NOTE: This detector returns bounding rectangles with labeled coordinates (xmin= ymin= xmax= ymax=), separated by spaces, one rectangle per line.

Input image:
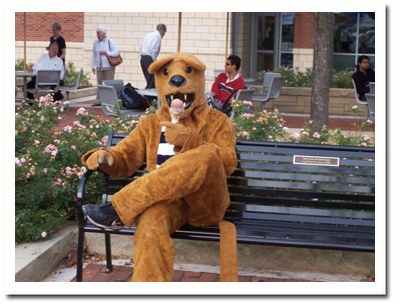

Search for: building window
xmin=333 ymin=12 xmax=375 ymax=70
xmin=252 ymin=12 xmax=294 ymax=74
xmin=256 ymin=15 xmax=275 ymax=73
xmin=279 ymin=13 xmax=294 ymax=68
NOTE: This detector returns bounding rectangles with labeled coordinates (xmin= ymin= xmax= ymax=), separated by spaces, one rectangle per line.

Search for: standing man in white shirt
xmin=139 ymin=24 xmax=167 ymax=89
xmin=91 ymin=25 xmax=119 ymax=106
xmin=27 ymin=41 xmax=65 ymax=101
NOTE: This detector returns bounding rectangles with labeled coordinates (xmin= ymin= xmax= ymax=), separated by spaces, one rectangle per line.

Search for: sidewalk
xmin=45 ymin=255 xmax=372 ymax=282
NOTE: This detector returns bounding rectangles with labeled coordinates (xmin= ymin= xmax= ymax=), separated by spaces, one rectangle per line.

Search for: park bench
xmin=75 ymin=131 xmax=375 ymax=282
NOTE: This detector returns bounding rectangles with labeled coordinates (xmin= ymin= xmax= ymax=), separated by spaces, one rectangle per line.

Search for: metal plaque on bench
xmin=293 ymin=155 xmax=340 ymax=167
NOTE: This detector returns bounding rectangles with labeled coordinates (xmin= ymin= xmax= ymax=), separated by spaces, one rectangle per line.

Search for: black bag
xmin=120 ymin=83 xmax=149 ymax=109
xmin=207 ymin=89 xmax=238 ymax=117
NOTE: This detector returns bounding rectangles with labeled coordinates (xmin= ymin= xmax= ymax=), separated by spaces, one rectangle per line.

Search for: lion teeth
xmin=170 ymin=95 xmax=174 ymax=101
xmin=184 ymin=94 xmax=187 ymax=101
xmin=183 ymin=103 xmax=187 ymax=108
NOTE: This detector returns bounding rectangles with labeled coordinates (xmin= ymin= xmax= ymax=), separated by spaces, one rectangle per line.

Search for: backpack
xmin=120 ymin=83 xmax=149 ymax=109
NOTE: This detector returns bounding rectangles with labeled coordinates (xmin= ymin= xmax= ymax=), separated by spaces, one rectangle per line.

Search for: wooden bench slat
xmin=233 ymin=226 xmax=374 ymax=245
xmin=234 ymin=232 xmax=374 ymax=251
xmin=238 ymin=170 xmax=375 ymax=185
xmin=229 ymin=197 xmax=374 ymax=212
xmin=229 ymin=178 xmax=374 ymax=194
xmin=232 ymin=219 xmax=375 ymax=237
xmin=236 ymin=162 xmax=375 ymax=176
xmin=236 ymin=142 xmax=374 ymax=154
xmin=228 ymin=211 xmax=374 ymax=227
xmin=229 ymin=186 xmax=374 ymax=202
xmin=238 ymin=154 xmax=375 ymax=168
xmin=235 ymin=140 xmax=374 ymax=153
xmin=227 ymin=204 xmax=375 ymax=219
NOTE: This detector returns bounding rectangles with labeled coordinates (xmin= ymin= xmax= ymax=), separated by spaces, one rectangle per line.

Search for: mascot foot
xmin=82 ymin=203 xmax=123 ymax=230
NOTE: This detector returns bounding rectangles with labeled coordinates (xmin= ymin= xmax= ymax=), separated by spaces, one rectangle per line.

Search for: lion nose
xmin=169 ymin=75 xmax=187 ymax=88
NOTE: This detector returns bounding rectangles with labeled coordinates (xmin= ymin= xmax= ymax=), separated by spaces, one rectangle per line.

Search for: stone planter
xmin=66 ymin=87 xmax=97 ymax=100
xmin=251 ymin=86 xmax=367 ymax=117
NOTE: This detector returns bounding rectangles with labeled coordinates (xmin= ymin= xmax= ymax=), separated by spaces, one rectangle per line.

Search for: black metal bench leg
xmin=105 ymin=233 xmax=113 ymax=273
xmin=76 ymin=227 xmax=85 ymax=282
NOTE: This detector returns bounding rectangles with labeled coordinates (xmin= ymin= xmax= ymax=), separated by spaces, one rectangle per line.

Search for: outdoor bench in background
xmin=75 ymin=131 xmax=375 ymax=282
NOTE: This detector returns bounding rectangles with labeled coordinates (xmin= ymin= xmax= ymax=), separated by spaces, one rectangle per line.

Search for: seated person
xmin=207 ymin=55 xmax=245 ymax=115
xmin=27 ymin=41 xmax=65 ymax=101
xmin=352 ymin=55 xmax=375 ymax=101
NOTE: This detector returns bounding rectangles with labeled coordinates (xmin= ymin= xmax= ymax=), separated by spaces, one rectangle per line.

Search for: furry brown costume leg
xmin=219 ymin=221 xmax=238 ymax=281
xmin=132 ymin=201 xmax=186 ymax=282
xmin=111 ymin=144 xmax=229 ymax=228
xmin=111 ymin=145 xmax=233 ymax=282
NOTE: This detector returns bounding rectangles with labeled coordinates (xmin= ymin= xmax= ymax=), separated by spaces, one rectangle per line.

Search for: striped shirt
xmin=156 ymin=126 xmax=175 ymax=168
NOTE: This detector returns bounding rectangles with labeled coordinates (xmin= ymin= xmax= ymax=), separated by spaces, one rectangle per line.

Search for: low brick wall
xmin=251 ymin=86 xmax=368 ymax=117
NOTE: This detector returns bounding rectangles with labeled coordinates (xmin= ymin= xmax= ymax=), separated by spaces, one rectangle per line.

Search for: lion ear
xmin=148 ymin=54 xmax=175 ymax=74
xmin=179 ymin=53 xmax=206 ymax=72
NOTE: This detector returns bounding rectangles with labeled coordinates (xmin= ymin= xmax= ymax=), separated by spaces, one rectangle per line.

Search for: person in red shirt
xmin=207 ymin=55 xmax=245 ymax=115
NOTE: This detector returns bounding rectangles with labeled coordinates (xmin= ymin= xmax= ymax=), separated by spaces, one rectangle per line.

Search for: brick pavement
xmin=71 ymin=263 xmax=317 ymax=282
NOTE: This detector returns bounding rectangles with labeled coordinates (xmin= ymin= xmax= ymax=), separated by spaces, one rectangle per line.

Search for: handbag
xmin=107 ymin=54 xmax=123 ymax=67
xmin=107 ymin=39 xmax=123 ymax=67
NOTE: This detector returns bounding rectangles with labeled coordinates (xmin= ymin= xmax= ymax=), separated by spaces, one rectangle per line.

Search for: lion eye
xmin=163 ymin=67 xmax=169 ymax=76
xmin=185 ymin=66 xmax=192 ymax=74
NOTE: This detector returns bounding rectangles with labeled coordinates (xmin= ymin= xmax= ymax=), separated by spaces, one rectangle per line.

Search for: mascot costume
xmin=82 ymin=53 xmax=238 ymax=282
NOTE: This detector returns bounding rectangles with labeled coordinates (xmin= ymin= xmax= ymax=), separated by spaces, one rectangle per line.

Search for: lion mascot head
xmin=148 ymin=52 xmax=209 ymax=126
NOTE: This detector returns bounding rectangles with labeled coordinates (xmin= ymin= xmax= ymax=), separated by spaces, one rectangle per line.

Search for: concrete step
xmin=15 ymin=224 xmax=77 ymax=282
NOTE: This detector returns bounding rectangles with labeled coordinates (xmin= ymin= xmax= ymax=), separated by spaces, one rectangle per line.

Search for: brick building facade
xmin=15 ymin=12 xmax=84 ymax=42
xmin=15 ymin=12 xmax=374 ymax=88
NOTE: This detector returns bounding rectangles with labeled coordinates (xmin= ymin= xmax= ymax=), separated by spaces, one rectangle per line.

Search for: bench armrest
xmin=76 ymin=169 xmax=107 ymax=225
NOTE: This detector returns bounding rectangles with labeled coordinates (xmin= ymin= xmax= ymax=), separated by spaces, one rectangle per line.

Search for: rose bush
xmin=287 ymin=119 xmax=374 ymax=146
xmin=232 ymin=100 xmax=374 ymax=146
xmin=258 ymin=67 xmax=354 ymax=88
xmin=15 ymin=94 xmax=141 ymax=243
xmin=232 ymin=100 xmax=288 ymax=141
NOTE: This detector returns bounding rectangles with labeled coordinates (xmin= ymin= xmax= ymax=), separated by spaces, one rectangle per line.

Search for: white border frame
xmin=2 ymin=0 xmax=389 ymax=299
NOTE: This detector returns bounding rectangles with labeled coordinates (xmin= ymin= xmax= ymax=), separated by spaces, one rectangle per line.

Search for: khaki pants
xmin=95 ymin=68 xmax=115 ymax=104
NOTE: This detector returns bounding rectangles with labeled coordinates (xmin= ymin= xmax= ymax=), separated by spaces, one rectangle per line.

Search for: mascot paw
xmin=86 ymin=150 xmax=114 ymax=170
xmin=161 ymin=121 xmax=190 ymax=147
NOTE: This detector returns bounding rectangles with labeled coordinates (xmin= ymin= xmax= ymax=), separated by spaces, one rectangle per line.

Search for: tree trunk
xmin=310 ymin=13 xmax=335 ymax=133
